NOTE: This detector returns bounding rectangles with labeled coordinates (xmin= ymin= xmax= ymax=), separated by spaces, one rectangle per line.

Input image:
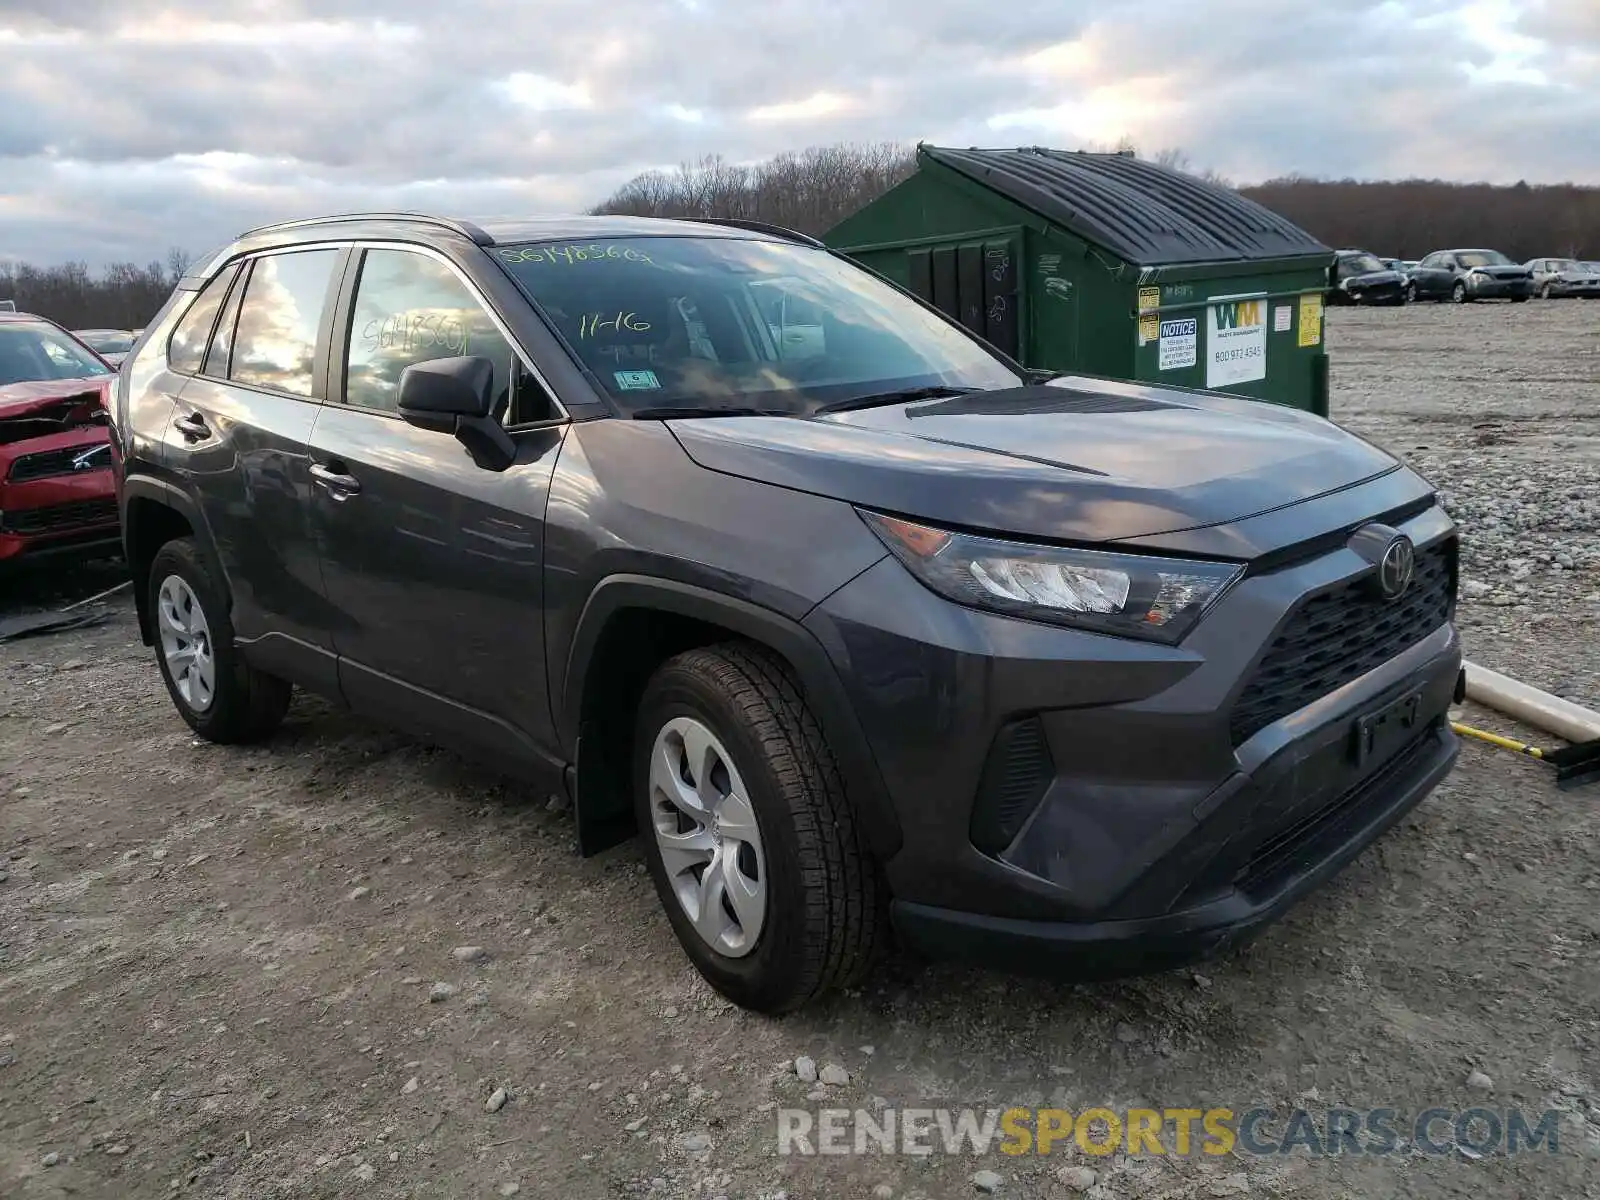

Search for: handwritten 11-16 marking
xmin=578 ymin=311 xmax=651 ymax=339
xmin=500 ymin=245 xmax=655 ymax=266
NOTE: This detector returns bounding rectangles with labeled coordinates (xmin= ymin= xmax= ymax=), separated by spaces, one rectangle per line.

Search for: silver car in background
xmin=1526 ymin=258 xmax=1600 ymax=299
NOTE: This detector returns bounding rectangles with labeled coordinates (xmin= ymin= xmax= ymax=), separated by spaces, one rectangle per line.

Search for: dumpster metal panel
xmin=825 ymin=145 xmax=1332 ymax=413
xmin=920 ymin=146 xmax=1329 ymax=267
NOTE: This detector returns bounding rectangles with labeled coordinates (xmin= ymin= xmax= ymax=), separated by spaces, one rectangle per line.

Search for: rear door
xmin=168 ymin=246 xmax=346 ymax=693
xmin=307 ymin=243 xmax=568 ymax=769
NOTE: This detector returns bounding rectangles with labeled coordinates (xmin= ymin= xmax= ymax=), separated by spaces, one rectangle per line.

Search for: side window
xmin=203 ymin=263 xmax=250 ymax=378
xmin=229 ymin=249 xmax=340 ymax=398
xmin=166 ymin=264 xmax=239 ymax=374
xmin=343 ymin=248 xmax=550 ymax=423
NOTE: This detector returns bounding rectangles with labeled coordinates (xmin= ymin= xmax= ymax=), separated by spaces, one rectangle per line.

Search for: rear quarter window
xmin=166 ymin=265 xmax=239 ymax=374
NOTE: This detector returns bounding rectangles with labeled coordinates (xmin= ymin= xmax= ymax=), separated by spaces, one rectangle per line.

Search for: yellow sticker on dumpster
xmin=1297 ymin=293 xmax=1323 ymax=347
xmin=1138 ymin=286 xmax=1160 ymax=313
xmin=1138 ymin=312 xmax=1159 ymax=345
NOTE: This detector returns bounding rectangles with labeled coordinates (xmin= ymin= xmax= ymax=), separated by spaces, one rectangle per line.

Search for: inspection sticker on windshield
xmin=614 ymin=369 xmax=660 ymax=391
xmin=1158 ymin=317 xmax=1197 ymax=371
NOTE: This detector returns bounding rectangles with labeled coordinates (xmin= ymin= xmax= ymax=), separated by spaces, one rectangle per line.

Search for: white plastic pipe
xmin=1462 ymin=659 xmax=1600 ymax=745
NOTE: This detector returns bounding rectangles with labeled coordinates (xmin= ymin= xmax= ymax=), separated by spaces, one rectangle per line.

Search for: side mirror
xmin=397 ymin=356 xmax=516 ymax=473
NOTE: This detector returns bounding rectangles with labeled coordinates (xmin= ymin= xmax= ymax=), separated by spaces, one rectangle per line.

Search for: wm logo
xmin=1215 ymin=300 xmax=1263 ymax=330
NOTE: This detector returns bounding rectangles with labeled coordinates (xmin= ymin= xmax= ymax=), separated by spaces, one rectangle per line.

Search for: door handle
xmin=172 ymin=412 xmax=210 ymax=442
xmin=310 ymin=462 xmax=362 ymax=499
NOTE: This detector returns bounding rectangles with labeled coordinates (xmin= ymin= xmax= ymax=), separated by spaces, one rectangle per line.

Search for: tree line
xmin=592 ymin=142 xmax=1599 ymax=261
xmin=4 ymin=144 xmax=1595 ymax=334
xmin=0 ymin=250 xmax=192 ymax=332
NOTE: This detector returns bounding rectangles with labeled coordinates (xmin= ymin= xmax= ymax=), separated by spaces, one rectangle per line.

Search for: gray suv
xmin=109 ymin=213 xmax=1461 ymax=1012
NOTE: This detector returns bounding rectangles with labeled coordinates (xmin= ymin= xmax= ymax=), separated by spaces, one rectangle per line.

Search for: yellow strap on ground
xmin=1450 ymin=721 xmax=1545 ymax=759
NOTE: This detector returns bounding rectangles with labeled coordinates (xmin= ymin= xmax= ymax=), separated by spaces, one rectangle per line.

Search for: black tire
xmin=1451 ymin=281 xmax=1467 ymax=304
xmin=1540 ymin=283 xmax=1553 ymax=300
xmin=1403 ymin=282 xmax=1417 ymax=304
xmin=1511 ymin=294 xmax=1529 ymax=303
xmin=633 ymin=643 xmax=887 ymax=1013
xmin=147 ymin=538 xmax=291 ymax=743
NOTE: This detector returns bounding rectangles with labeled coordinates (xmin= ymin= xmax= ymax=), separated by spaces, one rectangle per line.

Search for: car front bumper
xmin=0 ymin=434 xmax=119 ymax=564
xmin=805 ymin=488 xmax=1460 ymax=978
xmin=1467 ymin=276 xmax=1533 ymax=298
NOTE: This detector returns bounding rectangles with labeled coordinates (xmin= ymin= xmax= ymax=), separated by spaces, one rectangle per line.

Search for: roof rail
xmin=236 ymin=211 xmax=494 ymax=246
xmin=689 ymin=217 xmax=825 ymax=248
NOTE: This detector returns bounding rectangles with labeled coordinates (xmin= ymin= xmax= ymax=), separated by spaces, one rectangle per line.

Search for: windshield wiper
xmin=813 ymin=385 xmax=980 ymax=415
xmin=629 ymin=405 xmax=793 ymax=420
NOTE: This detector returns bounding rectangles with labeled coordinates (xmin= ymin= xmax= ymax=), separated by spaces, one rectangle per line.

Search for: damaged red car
xmin=0 ymin=312 xmax=121 ymax=567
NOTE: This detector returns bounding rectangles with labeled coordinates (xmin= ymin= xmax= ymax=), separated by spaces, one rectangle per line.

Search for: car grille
xmin=2 ymin=498 xmax=118 ymax=536
xmin=7 ymin=446 xmax=101 ymax=483
xmin=1230 ymin=539 xmax=1456 ymax=747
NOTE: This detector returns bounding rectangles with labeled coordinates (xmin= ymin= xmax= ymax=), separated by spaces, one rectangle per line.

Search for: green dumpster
xmin=824 ymin=145 xmax=1336 ymax=415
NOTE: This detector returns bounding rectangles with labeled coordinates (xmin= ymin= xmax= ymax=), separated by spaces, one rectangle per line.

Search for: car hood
xmin=1345 ymin=270 xmax=1403 ymax=287
xmin=1467 ymin=264 xmax=1530 ymax=279
xmin=668 ymin=377 xmax=1402 ymax=545
xmin=0 ymin=376 xmax=110 ymax=418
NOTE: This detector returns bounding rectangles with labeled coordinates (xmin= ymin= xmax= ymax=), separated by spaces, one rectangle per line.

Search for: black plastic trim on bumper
xmin=891 ymin=723 xmax=1458 ymax=981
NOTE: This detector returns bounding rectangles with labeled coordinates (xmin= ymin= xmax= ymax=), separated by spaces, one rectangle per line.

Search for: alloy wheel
xmin=157 ymin=574 xmax=216 ymax=712
xmin=648 ymin=715 xmax=767 ymax=957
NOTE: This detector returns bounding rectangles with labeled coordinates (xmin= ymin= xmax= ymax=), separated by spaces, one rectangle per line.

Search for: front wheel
xmin=148 ymin=538 xmax=291 ymax=743
xmin=1451 ymin=281 xmax=1468 ymax=304
xmin=633 ymin=644 xmax=887 ymax=1013
xmin=1403 ymin=281 xmax=1417 ymax=304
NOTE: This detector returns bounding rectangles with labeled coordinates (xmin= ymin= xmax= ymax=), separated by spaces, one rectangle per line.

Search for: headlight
xmin=860 ymin=511 xmax=1243 ymax=644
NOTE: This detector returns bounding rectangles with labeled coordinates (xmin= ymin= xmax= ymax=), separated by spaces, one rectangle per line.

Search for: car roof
xmin=185 ymin=212 xmax=821 ymax=287
xmin=0 ymin=311 xmax=47 ymax=324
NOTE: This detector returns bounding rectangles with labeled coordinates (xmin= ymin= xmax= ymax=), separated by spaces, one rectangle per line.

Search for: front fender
xmin=562 ymin=574 xmax=903 ymax=860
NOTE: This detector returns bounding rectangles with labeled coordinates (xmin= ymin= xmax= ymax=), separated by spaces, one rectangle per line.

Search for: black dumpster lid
xmin=920 ymin=145 xmax=1329 ymax=267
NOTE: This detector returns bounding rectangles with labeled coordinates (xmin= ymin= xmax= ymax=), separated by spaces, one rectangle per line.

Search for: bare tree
xmin=594 ymin=142 xmax=917 ymax=236
xmin=0 ymin=255 xmax=189 ymax=330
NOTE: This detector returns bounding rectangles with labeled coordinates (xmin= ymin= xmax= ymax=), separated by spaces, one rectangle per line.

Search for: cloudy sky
xmin=1 ymin=0 xmax=1596 ymax=266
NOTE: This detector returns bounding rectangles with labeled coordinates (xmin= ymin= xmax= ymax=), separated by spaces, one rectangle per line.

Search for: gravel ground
xmin=2 ymin=302 xmax=1598 ymax=1199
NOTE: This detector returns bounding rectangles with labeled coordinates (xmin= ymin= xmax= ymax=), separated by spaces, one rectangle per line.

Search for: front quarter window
xmin=495 ymin=236 xmax=1021 ymax=415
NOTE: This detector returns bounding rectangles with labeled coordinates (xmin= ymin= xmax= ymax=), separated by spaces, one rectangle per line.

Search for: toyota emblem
xmin=1376 ymin=536 xmax=1415 ymax=601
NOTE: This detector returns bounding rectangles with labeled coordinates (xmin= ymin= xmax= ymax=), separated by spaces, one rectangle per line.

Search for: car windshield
xmin=78 ymin=330 xmax=134 ymax=354
xmin=495 ymin=236 xmax=1021 ymax=415
xmin=1342 ymin=253 xmax=1385 ymax=274
xmin=1456 ymin=250 xmax=1512 ymax=268
xmin=0 ymin=321 xmax=113 ymax=386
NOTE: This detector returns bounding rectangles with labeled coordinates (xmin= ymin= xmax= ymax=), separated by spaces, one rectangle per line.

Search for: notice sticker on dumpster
xmin=1158 ymin=317 xmax=1198 ymax=370
xmin=1206 ymin=294 xmax=1267 ymax=388
xmin=1274 ymin=304 xmax=1293 ymax=333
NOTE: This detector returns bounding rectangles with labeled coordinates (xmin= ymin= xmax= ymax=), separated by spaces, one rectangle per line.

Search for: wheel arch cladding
xmin=563 ymin=576 xmax=903 ymax=861
xmin=122 ymin=482 xmax=202 ymax=645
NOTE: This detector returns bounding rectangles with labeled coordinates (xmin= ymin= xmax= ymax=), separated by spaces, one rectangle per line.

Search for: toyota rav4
xmin=109 ymin=213 xmax=1461 ymax=1013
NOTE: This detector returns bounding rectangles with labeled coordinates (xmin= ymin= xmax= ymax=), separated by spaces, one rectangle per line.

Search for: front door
xmin=166 ymin=246 xmax=345 ymax=693
xmin=308 ymin=244 xmax=567 ymax=771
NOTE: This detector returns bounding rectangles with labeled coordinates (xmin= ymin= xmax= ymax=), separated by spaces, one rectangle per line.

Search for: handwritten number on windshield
xmin=500 ymin=245 xmax=655 ymax=266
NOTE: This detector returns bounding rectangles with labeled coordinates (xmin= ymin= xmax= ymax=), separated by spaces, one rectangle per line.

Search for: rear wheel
xmin=633 ymin=643 xmax=887 ymax=1013
xmin=1403 ymin=281 xmax=1417 ymax=304
xmin=148 ymin=538 xmax=291 ymax=743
